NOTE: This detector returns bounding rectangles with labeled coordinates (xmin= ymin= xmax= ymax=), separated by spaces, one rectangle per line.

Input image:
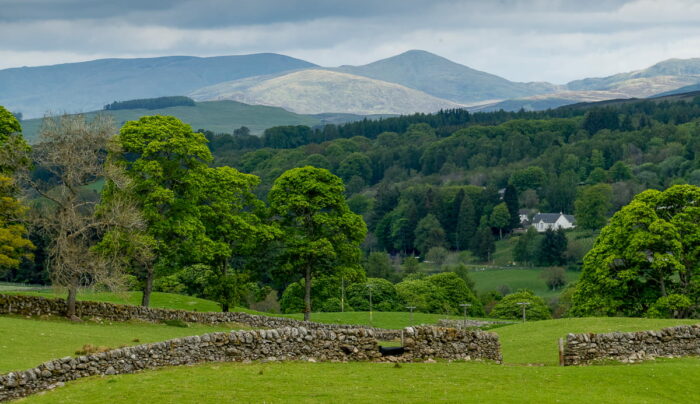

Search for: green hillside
xmin=0 ymin=53 xmax=316 ymax=119
xmin=20 ymin=100 xmax=320 ymax=143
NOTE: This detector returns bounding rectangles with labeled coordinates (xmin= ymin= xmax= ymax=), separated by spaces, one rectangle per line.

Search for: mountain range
xmin=2 ymin=51 xmax=700 ymax=119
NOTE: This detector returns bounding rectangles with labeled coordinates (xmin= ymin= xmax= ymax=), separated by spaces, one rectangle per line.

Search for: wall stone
xmin=561 ymin=324 xmax=700 ymax=365
xmin=403 ymin=326 xmax=502 ymax=363
xmin=0 ymin=326 xmax=501 ymax=402
xmin=0 ymin=294 xmax=398 ymax=338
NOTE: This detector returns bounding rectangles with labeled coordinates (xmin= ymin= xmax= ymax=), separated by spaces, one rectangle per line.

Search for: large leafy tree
xmin=192 ymin=166 xmax=276 ymax=311
xmin=489 ymin=202 xmax=511 ymax=240
xmin=269 ymin=166 xmax=366 ymax=320
xmin=0 ymin=106 xmax=34 ymax=275
xmin=111 ymin=115 xmax=212 ymax=306
xmin=572 ymin=185 xmax=700 ymax=318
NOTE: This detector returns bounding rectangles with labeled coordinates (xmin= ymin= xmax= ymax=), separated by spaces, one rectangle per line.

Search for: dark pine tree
xmin=537 ymin=228 xmax=568 ymax=266
xmin=503 ymin=184 xmax=520 ymax=231
xmin=456 ymin=193 xmax=476 ymax=251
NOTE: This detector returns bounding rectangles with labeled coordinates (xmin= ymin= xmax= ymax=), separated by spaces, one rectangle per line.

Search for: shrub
xmin=346 ymin=278 xmax=399 ymax=312
xmin=490 ymin=290 xmax=552 ymax=321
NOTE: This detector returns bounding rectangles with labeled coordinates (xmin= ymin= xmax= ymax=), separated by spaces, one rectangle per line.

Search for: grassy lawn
xmin=282 ymin=311 xmax=467 ymax=330
xmin=7 ymin=290 xmax=225 ymax=313
xmin=493 ymin=317 xmax=699 ymax=365
xmin=17 ymin=359 xmax=700 ymax=403
xmin=0 ymin=316 xmax=239 ymax=373
xmin=469 ymin=267 xmax=580 ymax=298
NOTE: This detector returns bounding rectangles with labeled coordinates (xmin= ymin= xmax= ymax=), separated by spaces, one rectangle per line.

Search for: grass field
xmin=17 ymin=359 xmax=700 ymax=403
xmin=469 ymin=267 xmax=580 ymax=298
xmin=493 ymin=317 xmax=699 ymax=365
xmin=283 ymin=311 xmax=465 ymax=330
xmin=0 ymin=316 xmax=238 ymax=373
xmin=5 ymin=290 xmax=475 ymax=329
xmin=7 ymin=290 xmax=225 ymax=313
xmin=3 ymin=309 xmax=699 ymax=402
xmin=20 ymin=100 xmax=321 ymax=142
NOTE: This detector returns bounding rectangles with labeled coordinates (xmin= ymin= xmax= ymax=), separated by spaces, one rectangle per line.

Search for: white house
xmin=531 ymin=212 xmax=576 ymax=232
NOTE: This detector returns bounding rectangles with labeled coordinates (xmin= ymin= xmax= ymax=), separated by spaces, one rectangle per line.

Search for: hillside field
xmin=2 ymin=314 xmax=697 ymax=403
xmin=19 ymin=100 xmax=320 ymax=143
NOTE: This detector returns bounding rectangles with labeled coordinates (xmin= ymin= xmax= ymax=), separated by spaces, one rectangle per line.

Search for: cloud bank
xmin=1 ymin=0 xmax=699 ymax=83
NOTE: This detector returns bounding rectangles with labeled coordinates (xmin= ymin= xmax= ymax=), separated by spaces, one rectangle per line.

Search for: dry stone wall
xmin=0 ymin=326 xmax=501 ymax=401
xmin=403 ymin=326 xmax=502 ymax=362
xmin=562 ymin=324 xmax=700 ymax=365
xmin=0 ymin=294 xmax=397 ymax=337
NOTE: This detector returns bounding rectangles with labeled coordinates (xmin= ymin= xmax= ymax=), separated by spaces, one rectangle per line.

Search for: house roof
xmin=532 ymin=213 xmax=576 ymax=224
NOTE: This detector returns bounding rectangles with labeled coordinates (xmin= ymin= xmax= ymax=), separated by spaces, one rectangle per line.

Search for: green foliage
xmin=538 ymin=229 xmax=568 ymax=266
xmin=490 ymin=290 xmax=552 ymax=320
xmin=572 ymin=185 xmax=700 ymax=318
xmin=473 ymin=216 xmax=495 ymax=261
xmin=364 ymin=252 xmax=394 ymax=280
xmin=0 ymin=176 xmax=35 ymax=273
xmin=346 ymin=278 xmax=400 ymax=311
xmin=575 ymin=184 xmax=612 ymax=230
xmin=114 ymin=115 xmax=213 ymax=275
xmin=414 ymin=214 xmax=447 ymax=254
xmin=455 ymin=192 xmax=476 ymax=250
xmin=425 ymin=272 xmax=483 ymax=315
xmin=510 ymin=166 xmax=546 ymax=191
xmin=503 ymin=185 xmax=520 ymax=230
xmin=513 ymin=227 xmax=539 ymax=266
xmin=269 ymin=166 xmax=367 ymax=319
xmin=489 ymin=202 xmax=511 ymax=239
xmin=582 ymin=108 xmax=619 ymax=134
xmin=542 ymin=267 xmax=567 ymax=291
xmin=104 ymin=96 xmax=195 ymax=111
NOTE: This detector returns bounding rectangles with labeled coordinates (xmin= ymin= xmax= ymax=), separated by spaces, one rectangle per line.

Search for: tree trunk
xmin=141 ymin=266 xmax=154 ymax=307
xmin=222 ymin=302 xmax=229 ymax=312
xmin=304 ymin=266 xmax=312 ymax=321
xmin=66 ymin=285 xmax=78 ymax=320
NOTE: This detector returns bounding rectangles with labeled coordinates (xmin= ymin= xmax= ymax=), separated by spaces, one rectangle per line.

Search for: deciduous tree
xmin=572 ymin=185 xmax=700 ymax=318
xmin=269 ymin=166 xmax=366 ymax=320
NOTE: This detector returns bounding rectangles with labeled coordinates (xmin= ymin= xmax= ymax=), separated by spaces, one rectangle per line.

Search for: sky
xmin=2 ymin=0 xmax=700 ymax=83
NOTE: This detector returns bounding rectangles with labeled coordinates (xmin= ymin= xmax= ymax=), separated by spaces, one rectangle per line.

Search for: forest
xmin=3 ymin=96 xmax=700 ymax=320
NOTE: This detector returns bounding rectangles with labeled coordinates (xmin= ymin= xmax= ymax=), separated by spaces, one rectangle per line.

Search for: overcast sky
xmin=2 ymin=0 xmax=700 ymax=83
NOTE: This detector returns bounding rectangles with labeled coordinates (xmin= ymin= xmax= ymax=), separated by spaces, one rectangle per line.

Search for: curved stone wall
xmin=0 ymin=326 xmax=501 ymax=401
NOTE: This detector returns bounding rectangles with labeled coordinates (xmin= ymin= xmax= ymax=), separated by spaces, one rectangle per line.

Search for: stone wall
xmin=403 ymin=326 xmax=502 ymax=362
xmin=0 ymin=294 xmax=398 ymax=338
xmin=0 ymin=326 xmax=501 ymax=401
xmin=561 ymin=324 xmax=700 ymax=365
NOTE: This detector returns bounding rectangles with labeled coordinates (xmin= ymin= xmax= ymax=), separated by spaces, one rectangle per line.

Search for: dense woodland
xmin=104 ymin=96 xmax=196 ymax=111
xmin=3 ymin=96 xmax=700 ymax=320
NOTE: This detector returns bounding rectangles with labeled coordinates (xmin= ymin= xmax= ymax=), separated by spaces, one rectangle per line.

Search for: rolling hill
xmin=0 ymin=53 xmax=316 ymax=119
xmin=189 ymin=69 xmax=463 ymax=115
xmin=566 ymin=58 xmax=700 ymax=96
xmin=19 ymin=100 xmax=321 ymax=143
xmin=334 ymin=50 xmax=561 ymax=104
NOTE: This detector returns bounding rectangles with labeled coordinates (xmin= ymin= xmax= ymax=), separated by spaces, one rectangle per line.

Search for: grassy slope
xmin=19 ymin=359 xmax=700 ymax=403
xmin=469 ymin=268 xmax=580 ymax=298
xmin=9 ymin=290 xmax=224 ymax=313
xmin=6 ymin=290 xmax=469 ymax=329
xmin=20 ymin=100 xmax=320 ymax=143
xmin=493 ymin=317 xmax=699 ymax=365
xmin=282 ymin=311 xmax=465 ymax=330
xmin=0 ymin=316 xmax=237 ymax=372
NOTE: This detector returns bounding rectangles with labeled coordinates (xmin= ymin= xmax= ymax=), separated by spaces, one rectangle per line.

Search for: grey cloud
xmin=1 ymin=0 xmax=699 ymax=83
